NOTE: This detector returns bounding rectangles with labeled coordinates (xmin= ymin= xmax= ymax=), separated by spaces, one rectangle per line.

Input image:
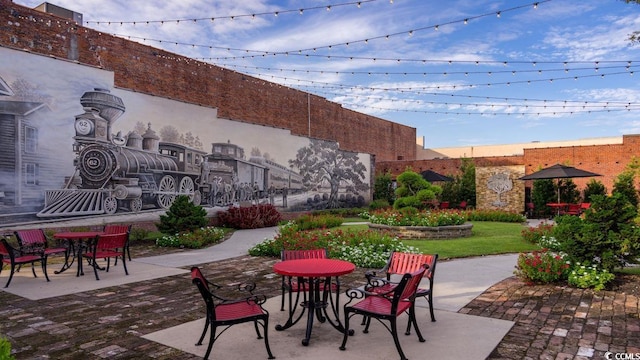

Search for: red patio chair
xmin=103 ymin=224 xmax=132 ymax=262
xmin=191 ymin=266 xmax=275 ymax=360
xmin=439 ymin=201 xmax=449 ymax=209
xmin=0 ymin=237 xmax=50 ymax=288
xmin=280 ymin=248 xmax=331 ymax=312
xmin=83 ymin=233 xmax=129 ymax=280
xmin=340 ymin=265 xmax=428 ymax=360
xmin=564 ymin=203 xmax=582 ymax=216
xmin=14 ymin=229 xmax=67 ymax=257
xmin=365 ymin=252 xmax=439 ymax=324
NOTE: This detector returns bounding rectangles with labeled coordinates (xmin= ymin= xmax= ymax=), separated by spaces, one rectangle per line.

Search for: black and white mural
xmin=0 ymin=47 xmax=371 ymax=223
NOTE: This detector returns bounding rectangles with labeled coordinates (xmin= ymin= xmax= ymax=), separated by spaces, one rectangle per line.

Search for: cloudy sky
xmin=17 ymin=0 xmax=640 ymax=148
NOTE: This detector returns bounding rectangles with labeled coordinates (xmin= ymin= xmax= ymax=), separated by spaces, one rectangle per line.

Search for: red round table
xmin=53 ymin=231 xmax=103 ymax=276
xmin=273 ymin=258 xmax=355 ymax=346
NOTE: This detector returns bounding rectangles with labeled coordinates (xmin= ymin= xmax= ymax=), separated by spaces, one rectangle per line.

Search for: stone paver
xmin=0 ymin=248 xmax=639 ymax=359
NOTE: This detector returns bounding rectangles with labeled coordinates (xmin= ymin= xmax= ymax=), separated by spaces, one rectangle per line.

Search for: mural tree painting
xmin=290 ymin=139 xmax=368 ymax=208
xmin=488 ymin=173 xmax=513 ymax=207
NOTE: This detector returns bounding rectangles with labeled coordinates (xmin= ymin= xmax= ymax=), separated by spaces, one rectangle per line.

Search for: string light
xmin=87 ymin=0 xmax=379 ymax=25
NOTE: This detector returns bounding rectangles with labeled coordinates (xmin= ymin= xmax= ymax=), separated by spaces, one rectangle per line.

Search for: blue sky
xmin=17 ymin=0 xmax=640 ymax=148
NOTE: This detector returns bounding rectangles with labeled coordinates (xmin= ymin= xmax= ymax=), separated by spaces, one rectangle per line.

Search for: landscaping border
xmin=367 ymin=222 xmax=473 ymax=239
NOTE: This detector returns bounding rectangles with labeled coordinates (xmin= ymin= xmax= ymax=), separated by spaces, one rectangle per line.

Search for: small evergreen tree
xmin=531 ymin=179 xmax=556 ymax=217
xmin=557 ymin=178 xmax=580 ymax=204
xmin=582 ymin=179 xmax=607 ymax=202
xmin=157 ymin=195 xmax=208 ymax=234
xmin=373 ymin=171 xmax=395 ymax=205
xmin=554 ymin=193 xmax=640 ymax=271
xmin=612 ymin=170 xmax=639 ymax=208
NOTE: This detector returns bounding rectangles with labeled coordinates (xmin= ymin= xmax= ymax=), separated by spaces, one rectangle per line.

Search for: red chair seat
xmin=216 ymin=301 xmax=264 ymax=322
xmin=351 ymin=296 xmax=412 ymax=316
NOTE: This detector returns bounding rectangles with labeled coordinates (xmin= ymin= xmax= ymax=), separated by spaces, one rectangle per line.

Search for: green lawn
xmin=342 ymin=221 xmax=539 ymax=260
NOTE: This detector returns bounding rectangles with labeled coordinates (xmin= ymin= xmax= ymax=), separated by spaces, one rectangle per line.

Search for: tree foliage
xmin=373 ymin=170 xmax=395 ymax=204
xmin=439 ymin=159 xmax=476 ymax=207
xmin=393 ymin=170 xmax=442 ymax=209
xmin=582 ymin=179 xmax=607 ymax=202
xmin=157 ymin=195 xmax=208 ymax=234
xmin=290 ymin=139 xmax=369 ymax=208
xmin=553 ymin=193 xmax=640 ymax=271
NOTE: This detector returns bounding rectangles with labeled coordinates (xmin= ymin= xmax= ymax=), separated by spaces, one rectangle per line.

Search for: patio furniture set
xmin=0 ymin=224 xmax=132 ymax=287
xmin=192 ymin=250 xmax=439 ymax=360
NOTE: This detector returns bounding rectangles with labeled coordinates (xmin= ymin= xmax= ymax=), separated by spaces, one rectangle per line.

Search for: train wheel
xmin=179 ymin=177 xmax=195 ymax=201
xmin=104 ymin=196 xmax=118 ymax=215
xmin=157 ymin=175 xmax=176 ymax=209
xmin=192 ymin=190 xmax=202 ymax=206
xmin=130 ymin=198 xmax=143 ymax=212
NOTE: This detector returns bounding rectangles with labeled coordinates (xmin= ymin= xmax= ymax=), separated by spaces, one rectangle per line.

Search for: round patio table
xmin=273 ymin=258 xmax=355 ymax=346
xmin=53 ymin=231 xmax=103 ymax=276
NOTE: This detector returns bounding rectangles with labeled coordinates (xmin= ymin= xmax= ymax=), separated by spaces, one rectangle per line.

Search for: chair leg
xmin=196 ymin=317 xmax=209 ymax=346
xmin=407 ymin=305 xmax=426 ymax=343
xmin=261 ymin=316 xmax=275 ymax=359
xmin=428 ymin=293 xmax=436 ymax=322
xmin=31 ymin=262 xmax=37 ymax=278
xmin=121 ymin=256 xmax=128 ymax=275
xmin=41 ymin=257 xmax=50 ymax=282
xmin=203 ymin=324 xmax=216 ymax=360
xmin=126 ymin=244 xmax=131 ymax=261
xmin=92 ymin=257 xmax=101 ymax=281
xmin=5 ymin=264 xmax=16 ymax=288
xmin=339 ymin=310 xmax=352 ymax=351
xmin=390 ymin=318 xmax=408 ymax=360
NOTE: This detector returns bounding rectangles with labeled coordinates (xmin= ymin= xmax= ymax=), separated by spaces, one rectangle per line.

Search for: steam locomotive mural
xmin=37 ymin=88 xmax=302 ymax=218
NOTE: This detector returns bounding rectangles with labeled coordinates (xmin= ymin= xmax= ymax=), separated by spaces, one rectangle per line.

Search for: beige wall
xmin=476 ymin=166 xmax=525 ymax=213
xmin=418 ymin=137 xmax=623 ymax=160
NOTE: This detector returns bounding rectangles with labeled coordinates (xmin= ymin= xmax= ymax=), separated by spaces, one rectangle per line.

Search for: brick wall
xmin=0 ymin=0 xmax=416 ymax=162
xmin=378 ymin=135 xmax=640 ymax=204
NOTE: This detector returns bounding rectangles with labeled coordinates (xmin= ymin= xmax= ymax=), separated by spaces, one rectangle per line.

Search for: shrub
xmin=514 ymin=249 xmax=570 ymax=284
xmin=311 ymin=207 xmax=368 ymax=217
xmin=129 ymin=227 xmax=150 ymax=243
xmin=568 ymin=262 xmax=615 ymax=291
xmin=393 ymin=170 xmax=442 ymax=210
xmin=248 ymin=227 xmax=417 ymax=268
xmin=157 ymin=195 xmax=208 ymax=234
xmin=0 ymin=337 xmax=15 ymax=360
xmin=361 ymin=208 xmax=466 ymax=227
xmin=369 ymin=199 xmax=391 ymax=210
xmin=553 ymin=193 xmax=640 ymax=271
xmin=293 ymin=214 xmax=343 ymax=231
xmin=156 ymin=226 xmax=226 ymax=248
xmin=466 ymin=209 xmax=526 ymax=223
xmin=217 ymin=204 xmax=282 ymax=229
xmin=521 ymin=223 xmax=555 ymax=244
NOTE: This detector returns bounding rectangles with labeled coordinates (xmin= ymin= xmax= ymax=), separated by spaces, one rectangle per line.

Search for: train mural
xmin=37 ymin=88 xmax=303 ymax=218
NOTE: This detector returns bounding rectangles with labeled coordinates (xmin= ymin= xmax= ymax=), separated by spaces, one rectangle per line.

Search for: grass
xmin=342 ymin=221 xmax=538 ymax=260
xmin=616 ymin=266 xmax=640 ymax=275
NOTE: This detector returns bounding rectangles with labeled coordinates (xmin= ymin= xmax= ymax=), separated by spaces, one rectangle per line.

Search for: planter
xmin=368 ymin=222 xmax=473 ymax=240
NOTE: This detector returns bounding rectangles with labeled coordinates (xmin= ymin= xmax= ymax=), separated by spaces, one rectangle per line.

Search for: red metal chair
xmin=280 ymin=248 xmax=330 ymax=312
xmin=14 ymin=229 xmax=67 ymax=257
xmin=439 ymin=201 xmax=450 ymax=209
xmin=191 ymin=266 xmax=275 ymax=360
xmin=366 ymin=252 xmax=439 ymax=323
xmin=103 ymin=224 xmax=132 ymax=261
xmin=340 ymin=265 xmax=428 ymax=360
xmin=0 ymin=237 xmax=50 ymax=288
xmin=83 ymin=233 xmax=129 ymax=280
xmin=564 ymin=203 xmax=582 ymax=216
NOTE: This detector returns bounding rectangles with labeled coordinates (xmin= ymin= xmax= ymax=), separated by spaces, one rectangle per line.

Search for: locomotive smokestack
xmin=79 ymin=88 xmax=126 ymax=138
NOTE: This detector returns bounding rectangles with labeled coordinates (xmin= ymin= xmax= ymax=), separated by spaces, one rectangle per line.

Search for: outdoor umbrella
xmin=421 ymin=169 xmax=453 ymax=183
xmin=519 ymin=164 xmax=601 ymax=210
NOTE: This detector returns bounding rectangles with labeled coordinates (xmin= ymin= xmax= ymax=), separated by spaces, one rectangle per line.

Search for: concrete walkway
xmin=137 ymin=225 xmax=522 ymax=359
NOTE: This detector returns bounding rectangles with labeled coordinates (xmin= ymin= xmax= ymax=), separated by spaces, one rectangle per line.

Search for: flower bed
xmin=361 ymin=208 xmax=472 ymax=239
xmin=367 ymin=222 xmax=473 ymax=239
